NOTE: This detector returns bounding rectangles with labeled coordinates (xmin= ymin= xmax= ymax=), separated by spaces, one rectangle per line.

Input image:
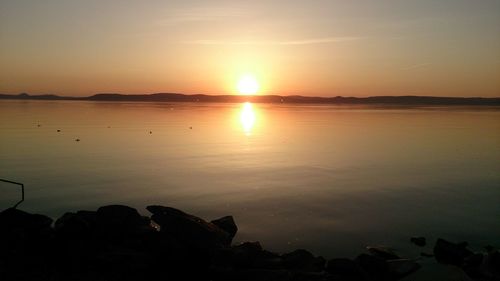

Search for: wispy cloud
xmin=402 ymin=63 xmax=431 ymax=70
xmin=184 ymin=37 xmax=362 ymax=46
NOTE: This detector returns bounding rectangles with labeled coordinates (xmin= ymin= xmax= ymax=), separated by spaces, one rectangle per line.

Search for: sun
xmin=237 ymin=75 xmax=259 ymax=95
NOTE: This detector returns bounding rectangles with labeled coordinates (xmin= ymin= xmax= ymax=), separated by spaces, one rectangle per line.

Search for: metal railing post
xmin=0 ymin=178 xmax=24 ymax=208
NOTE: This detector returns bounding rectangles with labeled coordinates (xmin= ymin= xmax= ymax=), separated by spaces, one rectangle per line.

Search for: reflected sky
xmin=0 ymin=100 xmax=499 ymax=257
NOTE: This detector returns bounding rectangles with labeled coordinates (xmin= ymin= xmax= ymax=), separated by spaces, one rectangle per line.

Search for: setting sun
xmin=237 ymin=75 xmax=259 ymax=95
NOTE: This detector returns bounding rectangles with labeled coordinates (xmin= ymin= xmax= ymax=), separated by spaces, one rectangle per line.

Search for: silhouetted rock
xmin=211 ymin=215 xmax=238 ymax=239
xmin=434 ymin=238 xmax=473 ymax=266
xmin=355 ymin=253 xmax=389 ymax=281
xmin=481 ymin=250 xmax=500 ymax=280
xmin=1 ymin=205 xmax=491 ymax=281
xmin=96 ymin=205 xmax=153 ymax=236
xmin=420 ymin=251 xmax=434 ymax=258
xmin=410 ymin=236 xmax=426 ymax=247
xmin=212 ymin=268 xmax=292 ymax=281
xmin=231 ymin=241 xmax=267 ymax=268
xmin=0 ymin=208 xmax=53 ymax=238
xmin=291 ymin=271 xmax=334 ymax=281
xmin=213 ymin=241 xmax=284 ymax=270
xmin=326 ymin=258 xmax=370 ymax=281
xmin=387 ymin=259 xmax=420 ymax=279
xmin=462 ymin=253 xmax=484 ymax=279
xmin=0 ymin=208 xmax=54 ymax=273
xmin=281 ymin=249 xmax=325 ymax=272
xmin=147 ymin=205 xmax=231 ymax=249
xmin=54 ymin=211 xmax=96 ymax=238
xmin=367 ymin=246 xmax=401 ymax=260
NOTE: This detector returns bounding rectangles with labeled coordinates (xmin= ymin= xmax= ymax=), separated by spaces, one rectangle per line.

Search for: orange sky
xmin=1 ymin=0 xmax=499 ymax=97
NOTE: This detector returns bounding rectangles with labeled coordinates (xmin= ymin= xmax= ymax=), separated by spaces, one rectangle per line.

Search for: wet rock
xmin=282 ymin=249 xmax=325 ymax=272
xmin=147 ymin=205 xmax=231 ymax=249
xmin=387 ymin=259 xmax=420 ymax=279
xmin=434 ymin=238 xmax=473 ymax=266
xmin=211 ymin=216 xmax=238 ymax=239
xmin=367 ymin=246 xmax=401 ymax=260
xmin=410 ymin=237 xmax=426 ymax=247
xmin=355 ymin=253 xmax=388 ymax=281
xmin=326 ymin=258 xmax=370 ymax=281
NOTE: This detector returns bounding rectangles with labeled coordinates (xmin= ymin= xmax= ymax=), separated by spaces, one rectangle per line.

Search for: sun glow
xmin=237 ymin=75 xmax=259 ymax=95
xmin=240 ymin=102 xmax=256 ymax=135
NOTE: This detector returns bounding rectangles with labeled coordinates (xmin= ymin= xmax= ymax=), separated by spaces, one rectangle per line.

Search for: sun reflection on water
xmin=240 ymin=102 xmax=256 ymax=135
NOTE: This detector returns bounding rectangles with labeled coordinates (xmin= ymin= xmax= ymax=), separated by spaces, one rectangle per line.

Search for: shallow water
xmin=1 ymin=100 xmax=499 ymax=257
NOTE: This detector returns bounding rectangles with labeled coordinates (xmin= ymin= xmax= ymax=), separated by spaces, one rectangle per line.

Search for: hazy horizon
xmin=1 ymin=0 xmax=499 ymax=97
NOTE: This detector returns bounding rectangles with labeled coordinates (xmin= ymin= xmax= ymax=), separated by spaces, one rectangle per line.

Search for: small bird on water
xmin=75 ymin=138 xmax=80 ymax=142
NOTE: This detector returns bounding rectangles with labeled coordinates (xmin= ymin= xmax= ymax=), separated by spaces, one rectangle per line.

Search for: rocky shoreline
xmin=0 ymin=205 xmax=498 ymax=281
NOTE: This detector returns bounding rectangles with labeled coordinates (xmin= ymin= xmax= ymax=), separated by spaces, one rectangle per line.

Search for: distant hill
xmin=1 ymin=92 xmax=500 ymax=105
xmin=0 ymin=93 xmax=78 ymax=100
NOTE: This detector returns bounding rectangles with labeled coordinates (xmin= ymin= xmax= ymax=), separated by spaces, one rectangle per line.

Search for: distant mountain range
xmin=1 ymin=92 xmax=499 ymax=105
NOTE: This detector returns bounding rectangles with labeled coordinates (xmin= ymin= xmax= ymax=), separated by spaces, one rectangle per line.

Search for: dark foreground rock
xmin=434 ymin=238 xmax=473 ymax=266
xmin=211 ymin=215 xmax=238 ymax=239
xmin=410 ymin=236 xmax=426 ymax=247
xmin=0 ymin=205 xmax=497 ymax=281
xmin=147 ymin=205 xmax=232 ymax=249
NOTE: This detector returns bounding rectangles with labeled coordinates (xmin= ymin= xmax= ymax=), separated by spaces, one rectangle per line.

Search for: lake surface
xmin=1 ymin=100 xmax=499 ymax=257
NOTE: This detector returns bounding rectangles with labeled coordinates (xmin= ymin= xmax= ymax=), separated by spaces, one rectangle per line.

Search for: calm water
xmin=1 ymin=100 xmax=499 ymax=257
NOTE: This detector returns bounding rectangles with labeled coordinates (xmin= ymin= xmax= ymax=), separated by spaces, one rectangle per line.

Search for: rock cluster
xmin=0 ymin=205 xmax=498 ymax=281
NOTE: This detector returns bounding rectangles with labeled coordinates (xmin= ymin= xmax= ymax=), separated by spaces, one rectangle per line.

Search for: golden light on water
xmin=240 ymin=102 xmax=256 ymax=135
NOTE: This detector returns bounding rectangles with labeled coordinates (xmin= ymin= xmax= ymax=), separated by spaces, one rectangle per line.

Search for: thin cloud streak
xmin=403 ymin=63 xmax=431 ymax=70
xmin=184 ymin=37 xmax=362 ymax=45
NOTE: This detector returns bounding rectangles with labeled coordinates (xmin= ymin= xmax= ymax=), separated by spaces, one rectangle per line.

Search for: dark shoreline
xmin=1 ymin=205 xmax=498 ymax=281
xmin=1 ymin=92 xmax=500 ymax=106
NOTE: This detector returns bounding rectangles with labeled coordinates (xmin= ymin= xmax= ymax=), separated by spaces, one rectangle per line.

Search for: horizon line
xmin=1 ymin=92 xmax=500 ymax=100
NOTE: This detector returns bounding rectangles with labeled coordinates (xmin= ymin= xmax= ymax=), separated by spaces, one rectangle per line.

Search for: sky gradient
xmin=1 ymin=0 xmax=499 ymax=97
